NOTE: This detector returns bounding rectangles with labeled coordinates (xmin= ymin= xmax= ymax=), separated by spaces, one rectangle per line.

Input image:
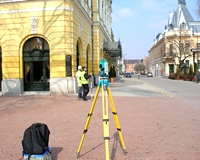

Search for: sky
xmin=111 ymin=0 xmax=199 ymax=60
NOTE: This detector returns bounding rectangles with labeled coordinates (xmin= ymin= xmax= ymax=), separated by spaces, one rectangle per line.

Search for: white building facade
xmin=148 ymin=0 xmax=200 ymax=77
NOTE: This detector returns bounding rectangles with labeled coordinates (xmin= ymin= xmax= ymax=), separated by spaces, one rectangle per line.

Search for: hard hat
xmin=78 ymin=66 xmax=82 ymax=69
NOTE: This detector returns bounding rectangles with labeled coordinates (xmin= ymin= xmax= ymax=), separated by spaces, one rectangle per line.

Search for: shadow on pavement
xmin=51 ymin=147 xmax=63 ymax=160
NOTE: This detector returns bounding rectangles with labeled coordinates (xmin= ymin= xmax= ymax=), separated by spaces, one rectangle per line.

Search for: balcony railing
xmin=163 ymin=52 xmax=176 ymax=58
xmin=191 ymin=48 xmax=200 ymax=52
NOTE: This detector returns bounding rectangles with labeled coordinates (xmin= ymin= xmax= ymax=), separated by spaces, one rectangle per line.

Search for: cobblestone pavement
xmin=0 ymin=93 xmax=200 ymax=160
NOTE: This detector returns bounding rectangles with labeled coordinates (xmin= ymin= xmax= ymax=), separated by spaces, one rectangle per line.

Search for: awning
xmin=103 ymin=41 xmax=122 ymax=58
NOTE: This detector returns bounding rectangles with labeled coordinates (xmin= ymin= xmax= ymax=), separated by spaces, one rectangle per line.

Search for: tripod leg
xmin=107 ymin=87 xmax=127 ymax=154
xmin=102 ymin=85 xmax=110 ymax=160
xmin=76 ymin=86 xmax=100 ymax=158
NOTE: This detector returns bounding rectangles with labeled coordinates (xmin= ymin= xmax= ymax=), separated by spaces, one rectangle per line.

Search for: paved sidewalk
xmin=0 ymin=93 xmax=200 ymax=160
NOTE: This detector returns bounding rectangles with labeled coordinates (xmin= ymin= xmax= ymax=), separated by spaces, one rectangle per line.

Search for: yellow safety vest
xmin=76 ymin=70 xmax=82 ymax=87
xmin=80 ymin=71 xmax=89 ymax=84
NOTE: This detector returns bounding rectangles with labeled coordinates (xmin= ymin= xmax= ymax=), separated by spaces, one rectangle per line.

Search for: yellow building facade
xmin=0 ymin=0 xmax=114 ymax=95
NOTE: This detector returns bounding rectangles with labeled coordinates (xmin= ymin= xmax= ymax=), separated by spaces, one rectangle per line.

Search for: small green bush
xmin=189 ymin=64 xmax=193 ymax=75
xmin=175 ymin=67 xmax=180 ymax=75
xmin=194 ymin=62 xmax=198 ymax=73
xmin=183 ymin=66 xmax=187 ymax=75
xmin=109 ymin=65 xmax=116 ymax=78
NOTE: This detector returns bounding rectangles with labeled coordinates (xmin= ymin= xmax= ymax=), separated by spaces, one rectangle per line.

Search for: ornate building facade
xmin=148 ymin=0 xmax=200 ymax=77
xmin=0 ymin=0 xmax=116 ymax=95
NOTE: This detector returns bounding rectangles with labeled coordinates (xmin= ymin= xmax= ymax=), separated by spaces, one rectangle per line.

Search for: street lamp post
xmin=123 ymin=53 xmax=129 ymax=74
xmin=191 ymin=26 xmax=198 ymax=73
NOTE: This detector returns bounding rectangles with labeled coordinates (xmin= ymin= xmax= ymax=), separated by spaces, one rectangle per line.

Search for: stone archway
xmin=23 ymin=37 xmax=50 ymax=91
xmin=76 ymin=43 xmax=80 ymax=68
xmin=76 ymin=38 xmax=83 ymax=69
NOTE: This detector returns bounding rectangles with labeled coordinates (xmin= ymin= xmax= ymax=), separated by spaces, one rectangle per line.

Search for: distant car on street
xmin=126 ymin=72 xmax=131 ymax=78
xmin=147 ymin=72 xmax=153 ymax=77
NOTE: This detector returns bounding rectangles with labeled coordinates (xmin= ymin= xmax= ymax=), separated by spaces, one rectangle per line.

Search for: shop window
xmin=66 ymin=55 xmax=72 ymax=77
xmin=25 ymin=62 xmax=30 ymax=82
xmin=186 ymin=60 xmax=189 ymax=68
xmin=23 ymin=37 xmax=48 ymax=51
xmin=180 ymin=43 xmax=184 ymax=52
xmin=169 ymin=44 xmax=173 ymax=56
xmin=185 ymin=43 xmax=189 ymax=52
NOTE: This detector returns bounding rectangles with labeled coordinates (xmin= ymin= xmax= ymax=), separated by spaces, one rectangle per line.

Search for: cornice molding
xmin=0 ymin=6 xmax=73 ymax=14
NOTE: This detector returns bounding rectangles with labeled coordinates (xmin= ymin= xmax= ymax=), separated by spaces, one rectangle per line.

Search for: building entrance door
xmin=23 ymin=37 xmax=50 ymax=91
xmin=169 ymin=64 xmax=174 ymax=73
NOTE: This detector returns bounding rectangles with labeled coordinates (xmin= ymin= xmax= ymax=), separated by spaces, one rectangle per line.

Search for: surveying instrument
xmin=76 ymin=58 xmax=127 ymax=160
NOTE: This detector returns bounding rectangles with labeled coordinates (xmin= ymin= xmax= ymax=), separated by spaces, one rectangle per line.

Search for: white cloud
xmin=117 ymin=8 xmax=137 ymax=18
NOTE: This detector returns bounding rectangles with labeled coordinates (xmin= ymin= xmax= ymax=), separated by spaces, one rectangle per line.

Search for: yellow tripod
xmin=77 ymin=77 xmax=127 ymax=159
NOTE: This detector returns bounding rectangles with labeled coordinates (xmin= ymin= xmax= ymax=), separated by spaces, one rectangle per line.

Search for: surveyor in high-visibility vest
xmin=76 ymin=66 xmax=83 ymax=100
xmin=80 ymin=66 xmax=92 ymax=101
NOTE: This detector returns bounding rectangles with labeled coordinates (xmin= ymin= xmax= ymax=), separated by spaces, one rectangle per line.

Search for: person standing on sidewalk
xmin=76 ymin=66 xmax=83 ymax=100
xmin=80 ymin=66 xmax=92 ymax=101
xmin=138 ymin=72 xmax=140 ymax=79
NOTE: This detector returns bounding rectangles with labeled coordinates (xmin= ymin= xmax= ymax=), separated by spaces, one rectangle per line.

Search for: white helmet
xmin=78 ymin=66 xmax=82 ymax=69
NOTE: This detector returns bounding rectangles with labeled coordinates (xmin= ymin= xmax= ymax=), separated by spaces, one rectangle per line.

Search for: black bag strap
xmin=32 ymin=123 xmax=48 ymax=150
xmin=34 ymin=124 xmax=51 ymax=154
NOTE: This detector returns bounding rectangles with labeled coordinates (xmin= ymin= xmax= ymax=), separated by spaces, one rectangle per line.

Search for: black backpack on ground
xmin=22 ymin=123 xmax=50 ymax=159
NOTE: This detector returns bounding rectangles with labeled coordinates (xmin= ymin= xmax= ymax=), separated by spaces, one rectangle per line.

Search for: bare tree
xmin=143 ymin=57 xmax=149 ymax=73
xmin=134 ymin=62 xmax=146 ymax=73
xmin=165 ymin=24 xmax=193 ymax=70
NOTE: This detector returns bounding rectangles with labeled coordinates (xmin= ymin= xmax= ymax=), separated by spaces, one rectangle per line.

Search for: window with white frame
xmin=185 ymin=43 xmax=189 ymax=52
xmin=169 ymin=44 xmax=173 ymax=56
xmin=180 ymin=43 xmax=184 ymax=52
xmin=186 ymin=60 xmax=189 ymax=68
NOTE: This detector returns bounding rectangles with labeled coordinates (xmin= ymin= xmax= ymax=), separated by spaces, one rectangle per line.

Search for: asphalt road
xmin=98 ymin=75 xmax=200 ymax=106
xmin=93 ymin=76 xmax=167 ymax=98
xmin=135 ymin=75 xmax=200 ymax=107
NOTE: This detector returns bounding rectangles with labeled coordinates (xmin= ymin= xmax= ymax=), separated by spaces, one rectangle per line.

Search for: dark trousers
xmin=78 ymin=86 xmax=83 ymax=98
xmin=82 ymin=84 xmax=89 ymax=100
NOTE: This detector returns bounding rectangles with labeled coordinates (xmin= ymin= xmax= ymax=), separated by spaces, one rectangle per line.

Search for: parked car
xmin=147 ymin=72 xmax=153 ymax=77
xmin=126 ymin=72 xmax=131 ymax=78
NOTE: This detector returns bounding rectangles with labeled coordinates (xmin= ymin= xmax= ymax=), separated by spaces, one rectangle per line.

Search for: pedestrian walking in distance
xmin=76 ymin=66 xmax=83 ymax=100
xmin=80 ymin=66 xmax=92 ymax=101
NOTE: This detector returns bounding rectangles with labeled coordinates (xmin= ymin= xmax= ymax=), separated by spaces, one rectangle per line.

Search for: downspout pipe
xmin=91 ymin=2 xmax=97 ymax=86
